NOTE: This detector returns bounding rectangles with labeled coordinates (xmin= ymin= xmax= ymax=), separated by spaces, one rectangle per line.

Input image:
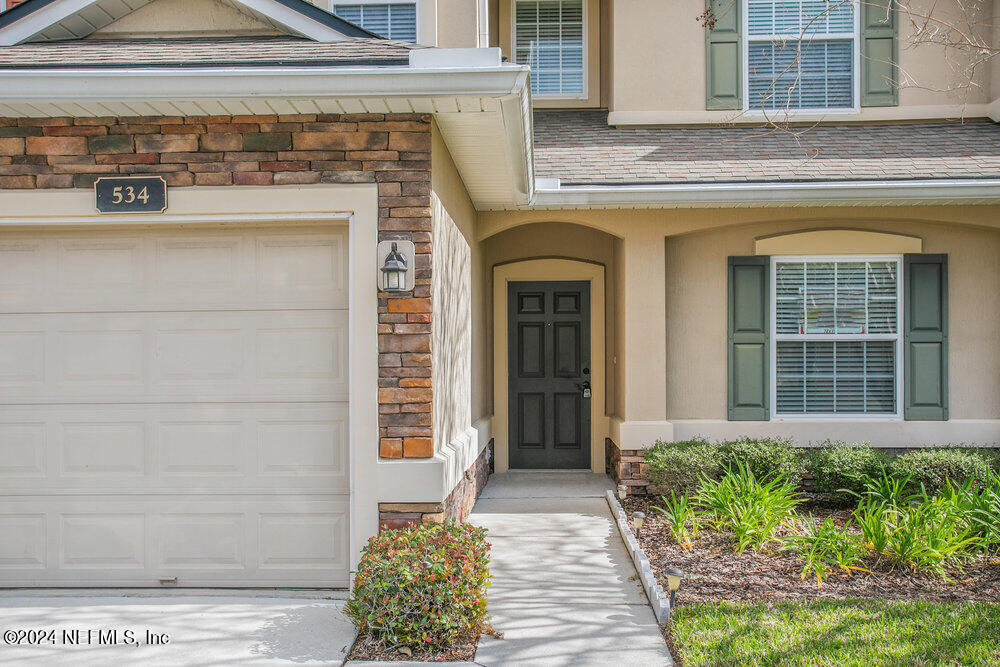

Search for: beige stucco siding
xmin=608 ymin=0 xmax=993 ymax=123
xmin=431 ymin=124 xmax=489 ymax=458
xmin=89 ymin=0 xmax=283 ymax=37
xmin=665 ymin=220 xmax=1000 ymax=421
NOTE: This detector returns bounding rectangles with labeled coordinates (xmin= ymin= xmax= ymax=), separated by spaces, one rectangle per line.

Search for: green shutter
xmin=728 ymin=256 xmax=769 ymax=420
xmin=861 ymin=0 xmax=899 ymax=106
xmin=904 ymin=254 xmax=948 ymax=420
xmin=706 ymin=0 xmax=741 ymax=110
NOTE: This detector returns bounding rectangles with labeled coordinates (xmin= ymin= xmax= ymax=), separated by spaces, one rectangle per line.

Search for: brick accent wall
xmin=378 ymin=440 xmax=493 ymax=530
xmin=0 ymin=113 xmax=435 ymax=459
xmin=606 ymin=437 xmax=654 ymax=495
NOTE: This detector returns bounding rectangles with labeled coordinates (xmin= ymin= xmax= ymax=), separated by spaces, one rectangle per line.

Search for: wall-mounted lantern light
xmin=377 ymin=240 xmax=415 ymax=292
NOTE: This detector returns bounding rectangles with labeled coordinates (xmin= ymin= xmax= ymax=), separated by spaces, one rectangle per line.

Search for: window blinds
xmin=333 ymin=3 xmax=418 ymax=42
xmin=515 ymin=0 xmax=585 ymax=96
xmin=774 ymin=259 xmax=900 ymax=415
xmin=746 ymin=0 xmax=855 ymax=110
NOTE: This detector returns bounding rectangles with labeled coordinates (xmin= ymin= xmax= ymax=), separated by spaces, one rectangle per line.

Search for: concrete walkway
xmin=0 ymin=593 xmax=354 ymax=666
xmin=470 ymin=472 xmax=672 ymax=666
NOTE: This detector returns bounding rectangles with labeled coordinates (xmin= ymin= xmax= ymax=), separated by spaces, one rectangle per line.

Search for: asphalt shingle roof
xmin=533 ymin=110 xmax=1000 ymax=184
xmin=0 ymin=37 xmax=422 ymax=68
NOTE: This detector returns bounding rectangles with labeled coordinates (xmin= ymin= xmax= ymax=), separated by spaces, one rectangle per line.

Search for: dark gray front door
xmin=508 ymin=281 xmax=591 ymax=469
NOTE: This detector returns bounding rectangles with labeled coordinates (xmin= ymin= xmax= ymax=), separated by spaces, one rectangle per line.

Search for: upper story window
xmin=772 ymin=256 xmax=901 ymax=417
xmin=745 ymin=0 xmax=858 ymax=111
xmin=333 ymin=1 xmax=418 ymax=42
xmin=514 ymin=0 xmax=585 ymax=98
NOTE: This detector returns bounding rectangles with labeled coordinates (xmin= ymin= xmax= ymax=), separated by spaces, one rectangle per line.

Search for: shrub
xmin=719 ymin=437 xmax=807 ymax=487
xmin=781 ymin=515 xmax=868 ymax=586
xmin=645 ymin=439 xmax=723 ymax=494
xmin=808 ymin=442 xmax=888 ymax=495
xmin=694 ymin=462 xmax=802 ymax=553
xmin=889 ymin=448 xmax=994 ymax=493
xmin=344 ymin=522 xmax=491 ymax=650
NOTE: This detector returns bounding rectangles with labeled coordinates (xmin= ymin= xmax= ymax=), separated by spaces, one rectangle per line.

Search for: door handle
xmin=577 ymin=381 xmax=591 ymax=399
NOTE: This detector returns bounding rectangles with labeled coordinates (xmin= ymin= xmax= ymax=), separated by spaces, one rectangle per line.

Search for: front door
xmin=508 ymin=281 xmax=591 ymax=469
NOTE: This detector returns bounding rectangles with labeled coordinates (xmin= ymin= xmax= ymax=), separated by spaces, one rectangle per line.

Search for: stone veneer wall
xmin=0 ymin=112 xmax=435 ymax=459
xmin=378 ymin=440 xmax=493 ymax=529
xmin=606 ymin=438 xmax=656 ymax=495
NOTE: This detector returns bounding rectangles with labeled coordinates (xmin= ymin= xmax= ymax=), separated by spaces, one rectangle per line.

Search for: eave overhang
xmin=0 ymin=52 xmax=534 ymax=209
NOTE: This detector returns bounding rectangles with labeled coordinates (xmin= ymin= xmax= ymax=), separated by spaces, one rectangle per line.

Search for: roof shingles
xmin=533 ymin=110 xmax=1000 ymax=184
xmin=0 ymin=36 xmax=422 ymax=68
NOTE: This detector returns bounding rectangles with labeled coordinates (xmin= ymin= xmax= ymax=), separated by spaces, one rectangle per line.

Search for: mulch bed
xmin=623 ymin=495 xmax=1000 ymax=605
xmin=346 ymin=634 xmax=479 ymax=662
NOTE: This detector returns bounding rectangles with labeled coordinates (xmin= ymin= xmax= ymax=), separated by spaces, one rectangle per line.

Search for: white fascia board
xmin=0 ymin=65 xmax=530 ymax=102
xmin=530 ymin=179 xmax=1000 ymax=208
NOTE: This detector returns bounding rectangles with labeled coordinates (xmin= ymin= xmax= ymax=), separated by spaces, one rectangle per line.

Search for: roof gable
xmin=89 ymin=0 xmax=283 ymax=39
xmin=0 ymin=0 xmax=376 ymax=45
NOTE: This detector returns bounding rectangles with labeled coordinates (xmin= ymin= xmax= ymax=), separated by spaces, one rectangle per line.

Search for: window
xmin=333 ymin=2 xmax=418 ymax=42
xmin=745 ymin=0 xmax=858 ymax=111
xmin=513 ymin=0 xmax=585 ymax=98
xmin=772 ymin=256 xmax=901 ymax=417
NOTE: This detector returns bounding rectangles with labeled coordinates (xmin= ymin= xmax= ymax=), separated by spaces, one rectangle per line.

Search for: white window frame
xmin=769 ymin=254 xmax=903 ymax=420
xmin=510 ymin=0 xmax=589 ymax=101
xmin=742 ymin=0 xmax=861 ymax=115
xmin=331 ymin=0 xmax=421 ymax=43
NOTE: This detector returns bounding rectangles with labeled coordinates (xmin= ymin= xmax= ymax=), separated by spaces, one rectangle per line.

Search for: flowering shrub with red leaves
xmin=344 ymin=522 xmax=491 ymax=650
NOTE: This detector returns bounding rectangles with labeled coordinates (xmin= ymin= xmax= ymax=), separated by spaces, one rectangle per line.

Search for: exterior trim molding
xmin=492 ymin=258 xmax=607 ymax=473
xmin=754 ymin=229 xmax=922 ymax=255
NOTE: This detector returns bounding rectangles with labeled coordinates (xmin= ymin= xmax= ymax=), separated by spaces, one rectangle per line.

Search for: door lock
xmin=579 ymin=380 xmax=591 ymax=399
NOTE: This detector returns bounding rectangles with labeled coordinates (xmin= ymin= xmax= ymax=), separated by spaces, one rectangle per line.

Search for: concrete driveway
xmin=0 ymin=593 xmax=356 ymax=666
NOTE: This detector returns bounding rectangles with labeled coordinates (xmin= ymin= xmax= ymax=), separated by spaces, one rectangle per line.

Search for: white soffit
xmin=0 ymin=59 xmax=534 ymax=207
xmin=0 ymin=0 xmax=360 ymax=45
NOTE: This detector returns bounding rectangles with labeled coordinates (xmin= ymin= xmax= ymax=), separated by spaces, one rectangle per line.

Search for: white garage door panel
xmin=0 ymin=311 xmax=348 ymax=403
xmin=0 ymin=227 xmax=348 ymax=313
xmin=0 ymin=496 xmax=350 ymax=587
xmin=0 ymin=224 xmax=350 ymax=588
xmin=0 ymin=403 xmax=348 ymax=493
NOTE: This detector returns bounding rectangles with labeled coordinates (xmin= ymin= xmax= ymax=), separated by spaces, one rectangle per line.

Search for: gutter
xmin=0 ymin=64 xmax=529 ymax=102
xmin=530 ymin=178 xmax=1000 ymax=208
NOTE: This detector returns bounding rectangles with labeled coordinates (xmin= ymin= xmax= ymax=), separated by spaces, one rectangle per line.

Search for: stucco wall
xmin=666 ymin=220 xmax=1000 ymax=421
xmin=89 ymin=0 xmax=283 ymax=37
xmin=609 ymin=0 xmax=993 ymax=122
xmin=430 ymin=123 xmax=487 ymax=455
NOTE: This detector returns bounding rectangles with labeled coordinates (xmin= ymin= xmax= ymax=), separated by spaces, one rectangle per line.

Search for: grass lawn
xmin=670 ymin=598 xmax=1000 ymax=666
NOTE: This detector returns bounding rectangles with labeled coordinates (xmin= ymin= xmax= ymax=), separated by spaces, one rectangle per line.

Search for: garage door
xmin=0 ymin=224 xmax=350 ymax=587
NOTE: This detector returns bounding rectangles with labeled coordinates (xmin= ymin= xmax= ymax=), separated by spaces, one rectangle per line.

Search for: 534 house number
xmin=111 ymin=184 xmax=150 ymax=205
xmin=95 ymin=176 xmax=167 ymax=213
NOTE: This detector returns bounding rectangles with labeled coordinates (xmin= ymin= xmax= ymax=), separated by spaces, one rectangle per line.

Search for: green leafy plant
xmin=889 ymin=448 xmax=995 ymax=493
xmin=653 ymin=491 xmax=701 ymax=550
xmin=344 ymin=522 xmax=491 ymax=650
xmin=854 ymin=497 xmax=894 ymax=555
xmin=857 ymin=468 xmax=920 ymax=507
xmin=644 ymin=439 xmax=724 ymax=495
xmin=694 ymin=461 xmax=802 ymax=553
xmin=781 ymin=515 xmax=868 ymax=586
xmin=968 ymin=471 xmax=1000 ymax=553
xmin=853 ymin=485 xmax=980 ymax=577
xmin=808 ymin=441 xmax=888 ymax=496
xmin=720 ymin=437 xmax=807 ymax=487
